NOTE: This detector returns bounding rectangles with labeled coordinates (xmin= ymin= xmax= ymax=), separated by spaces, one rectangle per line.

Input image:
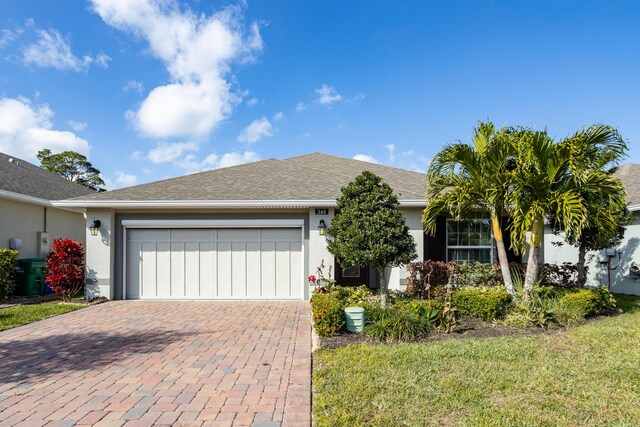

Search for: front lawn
xmin=0 ymin=300 xmax=87 ymax=332
xmin=313 ymin=294 xmax=640 ymax=426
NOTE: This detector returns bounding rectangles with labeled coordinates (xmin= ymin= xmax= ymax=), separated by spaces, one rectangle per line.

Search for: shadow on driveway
xmin=0 ymin=330 xmax=194 ymax=384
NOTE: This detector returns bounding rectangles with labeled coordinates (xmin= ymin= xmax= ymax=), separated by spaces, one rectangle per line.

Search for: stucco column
xmin=308 ymin=208 xmax=335 ymax=292
xmin=85 ymin=209 xmax=115 ymax=299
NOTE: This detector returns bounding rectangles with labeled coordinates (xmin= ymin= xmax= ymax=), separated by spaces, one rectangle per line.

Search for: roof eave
xmin=52 ymin=199 xmax=428 ymax=209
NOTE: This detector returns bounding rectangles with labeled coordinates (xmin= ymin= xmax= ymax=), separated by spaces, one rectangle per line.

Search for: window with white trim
xmin=446 ymin=219 xmax=493 ymax=263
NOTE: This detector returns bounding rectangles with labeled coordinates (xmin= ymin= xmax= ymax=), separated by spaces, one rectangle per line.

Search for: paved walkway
xmin=0 ymin=301 xmax=311 ymax=426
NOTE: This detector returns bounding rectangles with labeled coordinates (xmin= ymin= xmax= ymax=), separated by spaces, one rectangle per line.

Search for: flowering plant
xmin=308 ymin=275 xmax=317 ymax=284
xmin=46 ymin=238 xmax=85 ymax=302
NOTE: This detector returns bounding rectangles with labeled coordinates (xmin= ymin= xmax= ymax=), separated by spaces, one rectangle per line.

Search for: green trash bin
xmin=15 ymin=258 xmax=46 ymax=296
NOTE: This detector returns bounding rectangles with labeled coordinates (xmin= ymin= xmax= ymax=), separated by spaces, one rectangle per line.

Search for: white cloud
xmin=0 ymin=29 xmax=17 ymax=48
xmin=68 ymin=120 xmax=88 ymax=131
xmin=0 ymin=97 xmax=90 ymax=162
xmin=246 ymin=97 xmax=258 ymax=107
xmin=353 ymin=154 xmax=381 ymax=164
xmin=146 ymin=141 xmax=198 ymax=164
xmin=237 ymin=117 xmax=272 ymax=144
xmin=345 ymin=92 xmax=366 ymax=104
xmin=115 ymin=171 xmax=137 ymax=187
xmin=315 ymin=84 xmax=342 ymax=105
xmin=21 ymin=28 xmax=108 ymax=72
xmin=174 ymin=150 xmax=260 ymax=173
xmin=123 ymin=80 xmax=144 ymax=94
xmin=295 ymin=102 xmax=307 ymax=112
xmin=385 ymin=144 xmax=395 ymax=161
xmin=273 ymin=111 xmax=284 ymax=121
xmin=91 ymin=0 xmax=262 ymax=139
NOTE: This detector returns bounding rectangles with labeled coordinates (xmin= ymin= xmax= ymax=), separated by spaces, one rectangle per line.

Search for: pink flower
xmin=308 ymin=275 xmax=317 ymax=283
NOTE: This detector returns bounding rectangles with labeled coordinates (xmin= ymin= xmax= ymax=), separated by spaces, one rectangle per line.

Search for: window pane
xmin=342 ymin=265 xmax=360 ymax=277
xmin=448 ymin=248 xmax=491 ymax=263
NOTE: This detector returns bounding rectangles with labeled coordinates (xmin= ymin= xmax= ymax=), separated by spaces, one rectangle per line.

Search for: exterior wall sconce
xmin=90 ymin=220 xmax=101 ymax=237
xmin=318 ymin=219 xmax=327 ymax=236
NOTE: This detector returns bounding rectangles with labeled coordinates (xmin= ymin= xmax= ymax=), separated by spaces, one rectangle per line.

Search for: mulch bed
xmin=319 ymin=315 xmax=557 ymax=350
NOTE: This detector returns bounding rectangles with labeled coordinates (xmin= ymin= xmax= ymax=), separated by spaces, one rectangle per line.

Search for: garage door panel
xmin=289 ymin=241 xmax=303 ymax=299
xmin=261 ymin=242 xmax=276 ymax=297
xmin=199 ymin=242 xmax=215 ymax=298
xmin=126 ymin=227 xmax=302 ymax=299
xmin=126 ymin=242 xmax=141 ymax=299
xmin=141 ymin=242 xmax=157 ymax=298
xmin=185 ymin=242 xmax=200 ymax=297
xmin=275 ymin=242 xmax=291 ymax=298
xmin=156 ymin=242 xmax=171 ymax=297
xmin=246 ymin=242 xmax=261 ymax=296
xmin=170 ymin=242 xmax=185 ymax=297
xmin=217 ymin=242 xmax=232 ymax=297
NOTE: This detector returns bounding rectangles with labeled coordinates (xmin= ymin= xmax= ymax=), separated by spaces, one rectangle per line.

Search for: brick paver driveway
xmin=0 ymin=301 xmax=311 ymax=427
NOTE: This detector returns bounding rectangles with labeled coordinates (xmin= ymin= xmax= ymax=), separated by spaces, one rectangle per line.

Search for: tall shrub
xmin=46 ymin=239 xmax=85 ymax=302
xmin=0 ymin=249 xmax=19 ymax=301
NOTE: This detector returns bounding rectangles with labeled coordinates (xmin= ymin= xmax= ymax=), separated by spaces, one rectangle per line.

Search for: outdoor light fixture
xmin=90 ymin=220 xmax=101 ymax=237
xmin=318 ymin=219 xmax=327 ymax=236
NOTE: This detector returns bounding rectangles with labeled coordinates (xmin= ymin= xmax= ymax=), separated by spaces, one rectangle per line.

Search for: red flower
xmin=308 ymin=275 xmax=317 ymax=283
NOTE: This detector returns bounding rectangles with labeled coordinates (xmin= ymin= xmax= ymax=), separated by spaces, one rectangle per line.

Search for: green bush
xmin=559 ymin=287 xmax=617 ymax=317
xmin=454 ymin=262 xmax=501 ymax=287
xmin=396 ymin=299 xmax=444 ymax=325
xmin=0 ymin=249 xmax=19 ymax=301
xmin=364 ymin=309 xmax=428 ymax=342
xmin=333 ymin=285 xmax=374 ymax=306
xmin=311 ymin=293 xmax=345 ymax=337
xmin=452 ymin=286 xmax=512 ymax=320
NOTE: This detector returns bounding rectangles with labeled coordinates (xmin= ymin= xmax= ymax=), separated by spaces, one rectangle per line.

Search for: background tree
xmin=423 ymin=122 xmax=516 ymax=296
xmin=507 ymin=125 xmax=627 ymax=293
xmin=327 ymin=171 xmax=417 ymax=307
xmin=37 ymin=149 xmax=106 ymax=192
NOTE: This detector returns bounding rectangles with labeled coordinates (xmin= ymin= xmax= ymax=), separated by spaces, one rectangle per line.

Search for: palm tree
xmin=547 ymin=125 xmax=628 ymax=285
xmin=423 ymin=122 xmax=516 ymax=296
xmin=507 ymin=125 xmax=627 ymax=293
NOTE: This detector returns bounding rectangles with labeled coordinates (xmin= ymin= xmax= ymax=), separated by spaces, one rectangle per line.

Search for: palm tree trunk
xmin=524 ymin=215 xmax=544 ymax=295
xmin=376 ymin=265 xmax=387 ymax=308
xmin=491 ymin=214 xmax=514 ymax=296
xmin=577 ymin=244 xmax=587 ymax=287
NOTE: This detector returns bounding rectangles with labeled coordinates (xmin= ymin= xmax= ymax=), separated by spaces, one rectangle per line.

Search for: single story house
xmin=0 ymin=152 xmax=92 ymax=258
xmin=55 ymin=153 xmax=520 ymax=301
xmin=543 ymin=163 xmax=640 ymax=296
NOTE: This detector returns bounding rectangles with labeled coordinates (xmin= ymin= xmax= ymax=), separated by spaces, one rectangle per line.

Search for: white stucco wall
xmin=386 ymin=208 xmax=424 ymax=291
xmin=543 ymin=212 xmax=640 ymax=295
xmin=84 ymin=209 xmax=115 ymax=299
xmin=0 ymin=198 xmax=85 ymax=258
xmin=308 ymin=208 xmax=335 ymax=290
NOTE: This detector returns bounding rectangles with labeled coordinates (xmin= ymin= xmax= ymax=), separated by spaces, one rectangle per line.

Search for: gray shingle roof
xmin=0 ymin=152 xmax=94 ymax=200
xmin=614 ymin=163 xmax=640 ymax=207
xmin=66 ymin=153 xmax=428 ymax=202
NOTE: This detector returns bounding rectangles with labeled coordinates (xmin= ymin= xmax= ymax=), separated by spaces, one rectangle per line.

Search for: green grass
xmin=0 ymin=300 xmax=86 ymax=332
xmin=313 ymin=294 xmax=640 ymax=427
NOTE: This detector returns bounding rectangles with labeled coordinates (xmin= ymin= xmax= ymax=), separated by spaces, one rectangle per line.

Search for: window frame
xmin=445 ymin=218 xmax=494 ymax=263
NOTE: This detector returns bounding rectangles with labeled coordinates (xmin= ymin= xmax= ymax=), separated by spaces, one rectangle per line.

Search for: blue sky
xmin=1 ymin=1 xmax=639 ymax=189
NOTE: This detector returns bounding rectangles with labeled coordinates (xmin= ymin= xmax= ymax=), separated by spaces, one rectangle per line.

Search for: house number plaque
xmin=315 ymin=208 xmax=329 ymax=215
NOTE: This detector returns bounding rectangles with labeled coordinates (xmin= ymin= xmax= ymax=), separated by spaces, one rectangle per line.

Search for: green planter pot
xmin=345 ymin=306 xmax=365 ymax=333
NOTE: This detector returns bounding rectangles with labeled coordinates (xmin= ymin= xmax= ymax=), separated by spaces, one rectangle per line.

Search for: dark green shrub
xmin=311 ymin=293 xmax=345 ymax=337
xmin=0 ymin=249 xmax=19 ymax=301
xmin=452 ymin=286 xmax=512 ymax=320
xmin=364 ymin=309 xmax=428 ymax=342
xmin=559 ymin=287 xmax=617 ymax=316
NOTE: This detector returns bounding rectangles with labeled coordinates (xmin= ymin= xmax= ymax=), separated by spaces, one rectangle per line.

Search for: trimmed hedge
xmin=311 ymin=293 xmax=345 ymax=337
xmin=559 ymin=287 xmax=617 ymax=317
xmin=0 ymin=249 xmax=19 ymax=301
xmin=452 ymin=286 xmax=512 ymax=320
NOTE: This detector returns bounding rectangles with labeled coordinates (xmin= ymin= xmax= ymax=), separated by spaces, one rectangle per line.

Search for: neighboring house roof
xmin=0 ymin=152 xmax=93 ymax=203
xmin=614 ymin=163 xmax=640 ymax=209
xmin=55 ymin=153 xmax=428 ymax=208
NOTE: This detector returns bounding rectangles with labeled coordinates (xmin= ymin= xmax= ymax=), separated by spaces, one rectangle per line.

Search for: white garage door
xmin=125 ymin=228 xmax=303 ymax=300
